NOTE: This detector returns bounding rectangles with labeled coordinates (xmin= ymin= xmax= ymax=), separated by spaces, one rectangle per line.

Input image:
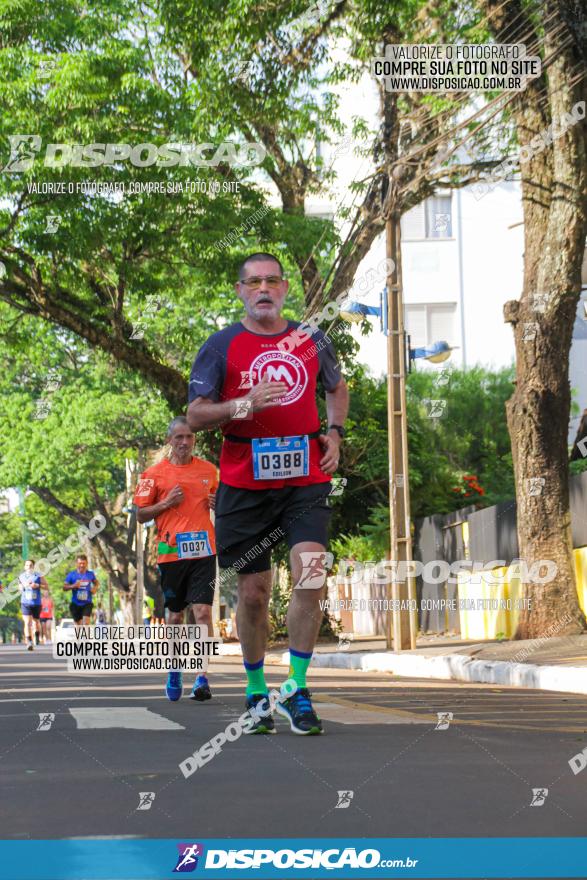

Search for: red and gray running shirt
xmin=188 ymin=321 xmax=342 ymax=490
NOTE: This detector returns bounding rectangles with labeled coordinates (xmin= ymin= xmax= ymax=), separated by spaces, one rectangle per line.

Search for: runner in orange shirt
xmin=133 ymin=416 xmax=218 ymax=702
xmin=39 ymin=589 xmax=54 ymax=643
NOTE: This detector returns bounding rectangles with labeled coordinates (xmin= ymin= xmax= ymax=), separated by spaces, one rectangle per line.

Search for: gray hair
xmin=167 ymin=415 xmax=191 ymax=437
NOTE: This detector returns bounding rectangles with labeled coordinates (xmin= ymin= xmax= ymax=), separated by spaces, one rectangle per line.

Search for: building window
xmin=404 ymin=303 xmax=457 ymax=347
xmin=401 ymin=194 xmax=453 ymax=240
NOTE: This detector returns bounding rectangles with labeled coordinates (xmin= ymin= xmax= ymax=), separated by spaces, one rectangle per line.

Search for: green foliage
xmin=0 ymin=512 xmax=23 ymax=614
xmin=570 ymin=458 xmax=587 ymax=476
xmin=406 ymin=364 xmax=516 ymax=513
xmin=268 ymin=571 xmax=291 ymax=643
xmin=330 ymin=363 xmax=515 ymax=560
xmin=268 ymin=567 xmax=341 ymax=643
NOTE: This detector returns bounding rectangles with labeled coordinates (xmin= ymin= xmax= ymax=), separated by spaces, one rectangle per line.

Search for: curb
xmin=277 ymin=649 xmax=587 ymax=696
xmin=220 ymin=643 xmax=587 ymax=696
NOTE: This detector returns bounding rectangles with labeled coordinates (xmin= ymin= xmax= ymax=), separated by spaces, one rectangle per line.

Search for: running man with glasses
xmin=187 ymin=252 xmax=349 ymax=734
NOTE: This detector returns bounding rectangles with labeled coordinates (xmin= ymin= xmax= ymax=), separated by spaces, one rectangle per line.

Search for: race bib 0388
xmin=252 ymin=435 xmax=309 ymax=480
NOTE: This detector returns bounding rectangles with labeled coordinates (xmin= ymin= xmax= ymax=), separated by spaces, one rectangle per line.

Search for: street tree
xmin=481 ymin=0 xmax=587 ymax=637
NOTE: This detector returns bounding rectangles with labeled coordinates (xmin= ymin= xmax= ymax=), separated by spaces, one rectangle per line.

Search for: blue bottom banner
xmin=1 ymin=837 xmax=586 ymax=879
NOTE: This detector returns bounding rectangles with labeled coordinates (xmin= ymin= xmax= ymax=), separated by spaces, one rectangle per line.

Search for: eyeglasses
xmin=239 ymin=275 xmax=284 ymax=289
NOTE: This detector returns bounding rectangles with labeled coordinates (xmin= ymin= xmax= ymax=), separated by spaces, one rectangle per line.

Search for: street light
xmin=341 ymin=296 xmax=457 ymax=365
xmin=410 ymin=340 xmax=458 ymax=364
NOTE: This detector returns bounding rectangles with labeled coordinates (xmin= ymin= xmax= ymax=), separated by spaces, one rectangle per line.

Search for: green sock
xmin=287 ymin=648 xmax=312 ymax=689
xmin=244 ymin=658 xmax=267 ymax=695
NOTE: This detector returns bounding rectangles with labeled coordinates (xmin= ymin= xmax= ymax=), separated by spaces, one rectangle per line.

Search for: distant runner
xmin=63 ymin=555 xmax=98 ymax=630
xmin=188 ymin=252 xmax=348 ymax=734
xmin=133 ymin=416 xmax=218 ymax=702
xmin=143 ymin=594 xmax=155 ymax=626
xmin=39 ymin=589 xmax=54 ymax=643
xmin=19 ymin=560 xmax=48 ymax=651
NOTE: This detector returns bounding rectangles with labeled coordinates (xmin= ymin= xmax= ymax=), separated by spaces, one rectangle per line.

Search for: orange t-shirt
xmin=133 ymin=457 xmax=218 ymax=563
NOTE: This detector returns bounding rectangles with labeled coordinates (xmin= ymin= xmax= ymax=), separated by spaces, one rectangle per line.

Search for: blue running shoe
xmin=166 ymin=669 xmax=183 ymax=701
xmin=275 ymin=687 xmax=323 ymax=735
xmin=243 ymin=693 xmax=276 ymax=734
xmin=189 ymin=674 xmax=212 ymax=702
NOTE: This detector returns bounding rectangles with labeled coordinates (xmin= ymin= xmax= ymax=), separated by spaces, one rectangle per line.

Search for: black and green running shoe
xmin=244 ymin=693 xmax=276 ymax=734
xmin=275 ymin=687 xmax=323 ymax=735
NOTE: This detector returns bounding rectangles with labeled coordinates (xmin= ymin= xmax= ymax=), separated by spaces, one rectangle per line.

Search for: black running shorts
xmin=158 ymin=556 xmax=216 ymax=612
xmin=70 ymin=602 xmax=93 ymax=622
xmin=215 ymin=481 xmax=332 ymax=573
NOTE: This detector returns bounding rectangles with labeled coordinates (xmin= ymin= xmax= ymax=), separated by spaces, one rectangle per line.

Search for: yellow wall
xmin=457 ymin=548 xmax=587 ymax=640
xmin=574 ymin=546 xmax=587 ymax=617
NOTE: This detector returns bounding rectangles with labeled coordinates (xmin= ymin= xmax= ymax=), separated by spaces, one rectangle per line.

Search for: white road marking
xmin=68 ymin=707 xmax=185 ymax=730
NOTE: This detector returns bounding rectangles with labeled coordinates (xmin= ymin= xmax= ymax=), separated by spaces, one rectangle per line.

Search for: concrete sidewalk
xmin=220 ymin=634 xmax=587 ymax=695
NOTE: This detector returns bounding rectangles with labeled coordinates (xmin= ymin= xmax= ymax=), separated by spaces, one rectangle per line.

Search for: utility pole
xmin=108 ymin=577 xmax=114 ymax=626
xmin=135 ymin=519 xmax=144 ymax=625
xmin=386 ymin=212 xmax=418 ymax=651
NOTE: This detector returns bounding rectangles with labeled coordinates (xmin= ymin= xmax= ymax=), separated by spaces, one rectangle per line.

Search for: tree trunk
xmin=485 ymin=0 xmax=587 ymax=637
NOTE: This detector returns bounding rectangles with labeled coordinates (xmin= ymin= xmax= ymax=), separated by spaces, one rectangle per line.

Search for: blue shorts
xmin=21 ymin=604 xmax=41 ymax=620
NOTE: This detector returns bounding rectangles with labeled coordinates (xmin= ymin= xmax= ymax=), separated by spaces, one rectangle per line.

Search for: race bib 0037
xmin=176 ymin=530 xmax=213 ymax=559
xmin=252 ymin=435 xmax=309 ymax=480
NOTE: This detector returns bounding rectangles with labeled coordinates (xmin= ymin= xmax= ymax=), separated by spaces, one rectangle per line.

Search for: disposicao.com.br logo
xmin=193 ymin=846 xmax=417 ymax=870
xmin=2 ymin=135 xmax=266 ymax=172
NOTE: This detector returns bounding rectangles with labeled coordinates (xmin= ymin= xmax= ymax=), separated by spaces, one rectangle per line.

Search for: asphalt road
xmin=1 ymin=644 xmax=587 ymax=874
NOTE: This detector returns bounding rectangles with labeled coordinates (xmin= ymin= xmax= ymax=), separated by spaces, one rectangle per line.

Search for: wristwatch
xmin=328 ymin=424 xmax=346 ymax=438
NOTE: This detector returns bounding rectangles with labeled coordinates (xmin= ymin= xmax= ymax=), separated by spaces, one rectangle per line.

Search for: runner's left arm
xmin=319 ymin=378 xmax=349 ymax=473
xmin=325 ymin=377 xmax=349 ymax=428
xmin=207 ymin=466 xmax=219 ymax=510
xmin=314 ymin=329 xmax=348 ymax=473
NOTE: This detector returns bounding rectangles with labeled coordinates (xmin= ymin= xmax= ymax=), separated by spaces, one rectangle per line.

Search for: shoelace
xmin=291 ymin=692 xmax=314 ymax=715
xmin=169 ymin=671 xmax=182 ymax=685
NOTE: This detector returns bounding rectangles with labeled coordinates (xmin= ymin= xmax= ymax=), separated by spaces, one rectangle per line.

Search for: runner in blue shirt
xmin=19 ymin=560 xmax=48 ymax=651
xmin=63 ymin=554 xmax=99 ymax=629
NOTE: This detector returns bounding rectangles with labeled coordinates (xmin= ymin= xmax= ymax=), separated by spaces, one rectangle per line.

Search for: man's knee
xmin=238 ymin=576 xmax=270 ymax=614
xmin=193 ymin=604 xmax=212 ymax=624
